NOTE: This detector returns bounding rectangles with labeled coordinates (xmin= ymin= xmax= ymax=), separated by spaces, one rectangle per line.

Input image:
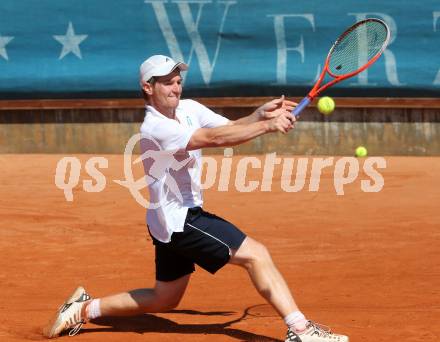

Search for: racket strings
xmin=328 ymin=20 xmax=388 ymax=76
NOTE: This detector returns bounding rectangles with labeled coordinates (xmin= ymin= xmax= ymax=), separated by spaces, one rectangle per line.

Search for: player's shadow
xmin=86 ymin=307 xmax=282 ymax=341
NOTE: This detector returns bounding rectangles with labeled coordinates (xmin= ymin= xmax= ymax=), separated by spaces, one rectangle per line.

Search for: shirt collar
xmin=146 ymin=105 xmax=182 ymax=121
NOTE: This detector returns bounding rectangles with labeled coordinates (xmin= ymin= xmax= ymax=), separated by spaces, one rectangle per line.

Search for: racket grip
xmin=292 ymin=97 xmax=311 ymax=117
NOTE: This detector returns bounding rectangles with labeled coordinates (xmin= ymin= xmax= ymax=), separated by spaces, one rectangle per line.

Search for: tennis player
xmin=43 ymin=55 xmax=349 ymax=342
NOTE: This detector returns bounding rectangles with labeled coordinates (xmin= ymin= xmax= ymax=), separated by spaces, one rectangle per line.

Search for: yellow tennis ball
xmin=355 ymin=146 xmax=368 ymax=157
xmin=317 ymin=96 xmax=335 ymax=115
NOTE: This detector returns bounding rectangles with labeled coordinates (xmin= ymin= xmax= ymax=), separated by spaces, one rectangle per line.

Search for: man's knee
xmin=231 ymin=237 xmax=273 ymax=269
xmin=250 ymin=242 xmax=273 ymax=268
xmin=155 ymin=292 xmax=182 ymax=311
xmin=152 ymin=275 xmax=190 ymax=312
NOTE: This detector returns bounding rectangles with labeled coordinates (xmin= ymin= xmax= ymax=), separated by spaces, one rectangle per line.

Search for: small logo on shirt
xmin=186 ymin=116 xmax=193 ymax=127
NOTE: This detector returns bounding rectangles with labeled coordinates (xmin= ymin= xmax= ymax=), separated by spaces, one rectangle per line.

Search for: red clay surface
xmin=0 ymin=155 xmax=439 ymax=341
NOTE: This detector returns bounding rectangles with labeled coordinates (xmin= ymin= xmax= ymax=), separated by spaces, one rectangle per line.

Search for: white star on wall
xmin=0 ymin=35 xmax=14 ymax=61
xmin=53 ymin=22 xmax=88 ymax=60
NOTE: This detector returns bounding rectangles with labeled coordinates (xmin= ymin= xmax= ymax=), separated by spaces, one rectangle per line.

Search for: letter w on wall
xmin=145 ymin=0 xmax=236 ymax=86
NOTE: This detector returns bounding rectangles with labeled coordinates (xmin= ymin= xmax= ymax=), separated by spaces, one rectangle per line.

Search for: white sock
xmin=86 ymin=299 xmax=102 ymax=320
xmin=284 ymin=311 xmax=308 ymax=332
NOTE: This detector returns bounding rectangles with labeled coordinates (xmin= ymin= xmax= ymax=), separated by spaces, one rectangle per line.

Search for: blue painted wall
xmin=0 ymin=0 xmax=439 ymax=98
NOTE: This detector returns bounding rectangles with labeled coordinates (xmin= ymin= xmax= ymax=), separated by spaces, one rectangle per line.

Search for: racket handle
xmin=292 ymin=97 xmax=311 ymax=117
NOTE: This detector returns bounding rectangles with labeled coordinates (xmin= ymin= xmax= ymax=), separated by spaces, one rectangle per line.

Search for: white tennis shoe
xmin=43 ymin=286 xmax=91 ymax=338
xmin=285 ymin=321 xmax=349 ymax=342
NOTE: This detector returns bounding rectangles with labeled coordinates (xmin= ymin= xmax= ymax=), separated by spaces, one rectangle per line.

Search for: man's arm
xmin=186 ymin=111 xmax=295 ymax=151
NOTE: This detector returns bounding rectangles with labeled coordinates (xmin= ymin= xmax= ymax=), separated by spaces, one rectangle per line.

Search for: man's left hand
xmin=255 ymin=95 xmax=297 ymax=120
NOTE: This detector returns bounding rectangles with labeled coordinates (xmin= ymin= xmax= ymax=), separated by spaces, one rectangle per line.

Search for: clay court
xmin=1 ymin=154 xmax=438 ymax=341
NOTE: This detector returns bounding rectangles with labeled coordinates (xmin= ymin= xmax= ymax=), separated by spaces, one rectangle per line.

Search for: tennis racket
xmin=292 ymin=18 xmax=390 ymax=116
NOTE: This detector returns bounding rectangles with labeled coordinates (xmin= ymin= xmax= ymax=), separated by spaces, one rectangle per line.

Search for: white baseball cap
xmin=139 ymin=55 xmax=188 ymax=86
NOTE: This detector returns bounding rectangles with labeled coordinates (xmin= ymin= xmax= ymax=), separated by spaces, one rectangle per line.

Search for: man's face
xmin=148 ymin=70 xmax=182 ymax=114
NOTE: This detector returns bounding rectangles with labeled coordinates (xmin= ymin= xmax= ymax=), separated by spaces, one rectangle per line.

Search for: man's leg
xmin=229 ymin=236 xmax=299 ymax=318
xmin=96 ymin=274 xmax=191 ymax=316
xmin=43 ymin=275 xmax=191 ymax=338
xmin=228 ymin=237 xmax=349 ymax=341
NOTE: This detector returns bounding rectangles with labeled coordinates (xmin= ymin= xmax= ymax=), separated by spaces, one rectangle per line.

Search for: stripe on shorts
xmin=185 ymin=222 xmax=232 ymax=256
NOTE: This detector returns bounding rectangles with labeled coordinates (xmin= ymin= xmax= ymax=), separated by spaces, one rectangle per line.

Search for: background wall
xmin=0 ymin=0 xmax=440 ymax=98
xmin=1 ymin=100 xmax=439 ymax=155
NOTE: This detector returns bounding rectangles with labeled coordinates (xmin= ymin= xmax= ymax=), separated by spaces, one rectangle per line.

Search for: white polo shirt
xmin=140 ymin=99 xmax=229 ymax=243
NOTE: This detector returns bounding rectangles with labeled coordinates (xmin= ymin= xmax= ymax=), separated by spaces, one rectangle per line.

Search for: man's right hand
xmin=267 ymin=111 xmax=296 ymax=134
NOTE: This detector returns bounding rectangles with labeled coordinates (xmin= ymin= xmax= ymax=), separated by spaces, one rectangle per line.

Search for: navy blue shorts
xmin=149 ymin=207 xmax=247 ymax=282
